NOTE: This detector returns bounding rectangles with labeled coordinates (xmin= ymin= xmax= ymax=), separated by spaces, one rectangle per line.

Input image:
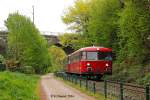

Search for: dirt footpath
xmin=39 ymin=73 xmax=96 ymax=100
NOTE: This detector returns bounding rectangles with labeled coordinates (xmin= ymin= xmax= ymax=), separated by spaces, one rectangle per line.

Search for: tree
xmin=62 ymin=0 xmax=90 ymax=33
xmin=48 ymin=46 xmax=66 ymax=72
xmin=88 ymin=0 xmax=121 ymax=49
xmin=62 ymin=0 xmax=121 ymax=48
xmin=58 ymin=33 xmax=84 ymax=50
xmin=117 ymin=0 xmax=150 ymax=64
xmin=62 ymin=0 xmax=97 ymax=47
xmin=5 ymin=13 xmax=51 ymax=74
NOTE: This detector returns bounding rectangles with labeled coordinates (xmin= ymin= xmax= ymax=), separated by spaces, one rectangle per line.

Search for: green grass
xmin=56 ymin=77 xmax=110 ymax=100
xmin=0 ymin=71 xmax=40 ymax=100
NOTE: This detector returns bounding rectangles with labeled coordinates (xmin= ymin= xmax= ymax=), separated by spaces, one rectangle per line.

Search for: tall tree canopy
xmin=5 ymin=13 xmax=51 ymax=74
xmin=118 ymin=0 xmax=150 ymax=63
xmin=88 ymin=0 xmax=121 ymax=48
xmin=62 ymin=0 xmax=90 ymax=33
xmin=62 ymin=0 xmax=92 ymax=47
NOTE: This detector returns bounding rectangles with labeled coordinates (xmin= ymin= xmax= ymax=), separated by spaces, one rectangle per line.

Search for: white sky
xmin=0 ymin=0 xmax=75 ymax=35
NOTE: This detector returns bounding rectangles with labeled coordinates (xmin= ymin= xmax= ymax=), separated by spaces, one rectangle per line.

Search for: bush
xmin=0 ymin=54 xmax=5 ymax=64
xmin=137 ymin=73 xmax=150 ymax=85
xmin=0 ymin=55 xmax=6 ymax=71
xmin=0 ymin=64 xmax=6 ymax=71
xmin=49 ymin=46 xmax=66 ymax=72
xmin=105 ymin=62 xmax=142 ymax=83
xmin=19 ymin=66 xmax=35 ymax=74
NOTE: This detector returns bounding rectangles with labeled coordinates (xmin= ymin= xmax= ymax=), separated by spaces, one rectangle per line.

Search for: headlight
xmin=87 ymin=63 xmax=90 ymax=67
xmin=106 ymin=63 xmax=109 ymax=67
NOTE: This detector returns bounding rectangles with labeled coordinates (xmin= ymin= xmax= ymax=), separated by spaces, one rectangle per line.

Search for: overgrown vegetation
xmin=48 ymin=45 xmax=66 ymax=72
xmin=0 ymin=54 xmax=5 ymax=64
xmin=61 ymin=0 xmax=150 ymax=85
xmin=0 ymin=71 xmax=39 ymax=100
xmin=5 ymin=13 xmax=51 ymax=74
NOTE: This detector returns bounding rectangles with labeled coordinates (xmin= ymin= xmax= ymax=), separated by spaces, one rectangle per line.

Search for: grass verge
xmin=0 ymin=71 xmax=40 ymax=100
xmin=55 ymin=77 xmax=110 ymax=100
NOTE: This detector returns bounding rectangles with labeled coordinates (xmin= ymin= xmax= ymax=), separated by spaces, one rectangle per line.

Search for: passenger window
xmin=87 ymin=52 xmax=98 ymax=60
xmin=98 ymin=52 xmax=112 ymax=60
xmin=82 ymin=52 xmax=86 ymax=60
xmin=68 ymin=57 xmax=70 ymax=64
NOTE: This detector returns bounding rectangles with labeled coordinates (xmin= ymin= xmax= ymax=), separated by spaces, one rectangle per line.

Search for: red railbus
xmin=65 ymin=46 xmax=112 ymax=79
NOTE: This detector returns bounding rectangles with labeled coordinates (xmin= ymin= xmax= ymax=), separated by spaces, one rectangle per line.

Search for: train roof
xmin=68 ymin=46 xmax=112 ymax=56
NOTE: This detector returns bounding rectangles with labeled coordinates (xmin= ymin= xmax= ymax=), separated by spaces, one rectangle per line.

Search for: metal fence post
xmin=104 ymin=80 xmax=107 ymax=98
xmin=71 ymin=76 xmax=72 ymax=82
xmin=72 ymin=76 xmax=74 ymax=83
xmin=63 ymin=74 xmax=64 ymax=79
xmin=60 ymin=73 xmax=62 ymax=78
xmin=93 ymin=82 xmax=96 ymax=94
xmin=75 ymin=76 xmax=77 ymax=84
xmin=70 ymin=75 xmax=72 ymax=82
xmin=76 ymin=76 xmax=78 ymax=84
xmin=80 ymin=79 xmax=81 ymax=87
xmin=71 ymin=75 xmax=72 ymax=82
xmin=146 ymin=86 xmax=150 ymax=100
xmin=69 ymin=75 xmax=71 ymax=81
xmin=86 ymin=79 xmax=88 ymax=90
xmin=64 ymin=74 xmax=65 ymax=80
xmin=120 ymin=82 xmax=124 ymax=100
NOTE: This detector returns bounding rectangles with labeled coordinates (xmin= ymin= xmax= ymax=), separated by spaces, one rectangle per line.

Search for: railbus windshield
xmin=81 ymin=51 xmax=112 ymax=61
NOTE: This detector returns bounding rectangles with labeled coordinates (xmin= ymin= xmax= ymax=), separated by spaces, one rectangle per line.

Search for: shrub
xmin=0 ymin=54 xmax=5 ymax=64
xmin=19 ymin=66 xmax=35 ymax=74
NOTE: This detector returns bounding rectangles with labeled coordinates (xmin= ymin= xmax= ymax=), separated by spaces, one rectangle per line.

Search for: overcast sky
xmin=0 ymin=0 xmax=75 ymax=34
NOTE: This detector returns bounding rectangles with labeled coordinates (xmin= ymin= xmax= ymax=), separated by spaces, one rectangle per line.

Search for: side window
xmin=81 ymin=52 xmax=86 ymax=60
xmin=79 ymin=52 xmax=82 ymax=60
xmin=98 ymin=52 xmax=112 ymax=60
xmin=68 ymin=57 xmax=70 ymax=64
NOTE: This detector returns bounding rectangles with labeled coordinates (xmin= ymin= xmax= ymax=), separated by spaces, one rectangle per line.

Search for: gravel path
xmin=40 ymin=73 xmax=96 ymax=100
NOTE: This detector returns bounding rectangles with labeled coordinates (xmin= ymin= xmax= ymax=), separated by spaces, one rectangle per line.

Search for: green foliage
xmin=62 ymin=0 xmax=92 ymax=48
xmin=137 ymin=73 xmax=150 ymax=85
xmin=0 ymin=71 xmax=39 ymax=100
xmin=0 ymin=54 xmax=5 ymax=64
xmin=117 ymin=0 xmax=150 ymax=63
xmin=62 ymin=0 xmax=150 ymax=85
xmin=19 ymin=66 xmax=35 ymax=74
xmin=62 ymin=0 xmax=90 ymax=32
xmin=5 ymin=13 xmax=51 ymax=74
xmin=88 ymin=0 xmax=121 ymax=48
xmin=58 ymin=33 xmax=84 ymax=50
xmin=106 ymin=63 xmax=142 ymax=82
xmin=48 ymin=46 xmax=66 ymax=72
xmin=62 ymin=0 xmax=121 ymax=49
